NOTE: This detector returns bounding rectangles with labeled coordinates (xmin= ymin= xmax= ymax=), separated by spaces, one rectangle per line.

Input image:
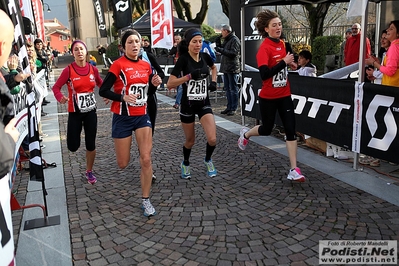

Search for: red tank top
xmin=67 ymin=64 xmax=97 ymax=112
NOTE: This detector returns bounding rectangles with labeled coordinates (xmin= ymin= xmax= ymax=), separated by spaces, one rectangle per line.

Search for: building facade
xmin=66 ymin=0 xmax=205 ymax=51
xmin=44 ymin=18 xmax=71 ymax=54
xmin=67 ymin=0 xmax=112 ymax=51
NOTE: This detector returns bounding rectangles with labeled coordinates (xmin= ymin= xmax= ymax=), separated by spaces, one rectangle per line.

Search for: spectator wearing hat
xmin=215 ymin=24 xmax=241 ymax=116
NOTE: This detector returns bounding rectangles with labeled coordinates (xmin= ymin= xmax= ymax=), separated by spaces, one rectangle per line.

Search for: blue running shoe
xmin=204 ymin=158 xmax=217 ymax=177
xmin=181 ymin=161 xmax=191 ymax=179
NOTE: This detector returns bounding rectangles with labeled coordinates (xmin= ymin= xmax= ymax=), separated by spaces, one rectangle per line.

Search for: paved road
xmin=11 ymin=56 xmax=399 ymax=266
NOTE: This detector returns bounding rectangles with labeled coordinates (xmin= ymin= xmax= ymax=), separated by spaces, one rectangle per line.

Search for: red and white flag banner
xmin=31 ymin=0 xmax=45 ymax=41
xmin=20 ymin=0 xmax=35 ymax=21
xmin=150 ymin=0 xmax=174 ymax=49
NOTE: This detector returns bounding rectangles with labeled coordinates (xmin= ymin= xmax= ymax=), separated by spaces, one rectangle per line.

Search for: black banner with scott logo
xmin=93 ymin=0 xmax=107 ymax=38
xmin=241 ymin=72 xmax=399 ymax=163
xmin=112 ymin=0 xmax=132 ymax=29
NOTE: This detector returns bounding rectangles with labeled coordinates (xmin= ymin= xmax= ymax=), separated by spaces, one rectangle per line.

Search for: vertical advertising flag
xmin=150 ymin=0 xmax=173 ymax=49
xmin=347 ymin=0 xmax=367 ymax=18
xmin=20 ymin=0 xmax=34 ymax=20
xmin=31 ymin=0 xmax=45 ymax=41
xmin=92 ymin=0 xmax=107 ymax=38
xmin=112 ymin=0 xmax=132 ymax=29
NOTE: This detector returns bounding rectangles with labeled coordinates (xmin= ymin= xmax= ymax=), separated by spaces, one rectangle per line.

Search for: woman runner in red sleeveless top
xmin=52 ymin=40 xmax=103 ymax=185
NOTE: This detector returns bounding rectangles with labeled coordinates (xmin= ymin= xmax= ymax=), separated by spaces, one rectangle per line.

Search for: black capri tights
xmin=258 ymin=96 xmax=297 ymax=141
xmin=67 ymin=110 xmax=97 ymax=152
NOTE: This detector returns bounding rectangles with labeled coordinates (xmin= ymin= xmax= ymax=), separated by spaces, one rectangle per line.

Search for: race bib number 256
xmin=187 ymin=79 xmax=207 ymax=100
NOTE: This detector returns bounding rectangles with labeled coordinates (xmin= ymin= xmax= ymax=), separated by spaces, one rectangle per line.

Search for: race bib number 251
xmin=127 ymin=83 xmax=148 ymax=106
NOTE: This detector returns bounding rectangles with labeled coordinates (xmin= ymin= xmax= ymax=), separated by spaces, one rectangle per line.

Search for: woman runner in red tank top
xmin=52 ymin=40 xmax=103 ymax=185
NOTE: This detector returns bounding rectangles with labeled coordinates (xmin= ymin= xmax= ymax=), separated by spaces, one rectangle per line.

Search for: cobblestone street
xmin=11 ymin=58 xmax=399 ymax=266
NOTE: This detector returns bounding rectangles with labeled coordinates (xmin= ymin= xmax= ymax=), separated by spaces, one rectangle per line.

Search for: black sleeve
xmin=171 ymin=56 xmax=186 ymax=77
xmin=99 ymin=72 xmax=122 ymax=102
xmin=202 ymin=53 xmax=214 ymax=68
xmin=169 ymin=46 xmax=177 ymax=56
xmin=259 ymin=60 xmax=287 ymax=81
xmin=4 ymin=73 xmax=19 ymax=89
xmin=148 ymin=73 xmax=158 ymax=95
xmin=147 ymin=53 xmax=165 ymax=79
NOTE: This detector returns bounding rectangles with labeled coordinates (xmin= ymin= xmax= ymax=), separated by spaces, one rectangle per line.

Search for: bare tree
xmin=172 ymin=0 xmax=209 ymax=25
xmin=131 ymin=0 xmax=147 ymax=15
xmin=280 ymin=3 xmax=348 ymax=45
xmin=220 ymin=0 xmax=229 ymax=17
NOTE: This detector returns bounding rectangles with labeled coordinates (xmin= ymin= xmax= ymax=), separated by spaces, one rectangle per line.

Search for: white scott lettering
xmin=292 ymin=94 xmax=351 ymax=124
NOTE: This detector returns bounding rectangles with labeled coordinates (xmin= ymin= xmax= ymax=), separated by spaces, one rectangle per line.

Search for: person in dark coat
xmin=215 ymin=25 xmax=241 ymax=116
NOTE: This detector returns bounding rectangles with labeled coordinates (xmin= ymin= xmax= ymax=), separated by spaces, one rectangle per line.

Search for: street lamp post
xmin=43 ymin=3 xmax=51 ymax=12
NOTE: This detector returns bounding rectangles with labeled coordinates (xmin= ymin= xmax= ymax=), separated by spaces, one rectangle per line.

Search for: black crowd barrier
xmin=241 ymin=71 xmax=399 ymax=163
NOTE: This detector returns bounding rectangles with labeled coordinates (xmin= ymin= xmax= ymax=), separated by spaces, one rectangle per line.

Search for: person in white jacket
xmin=296 ymin=50 xmax=317 ymax=77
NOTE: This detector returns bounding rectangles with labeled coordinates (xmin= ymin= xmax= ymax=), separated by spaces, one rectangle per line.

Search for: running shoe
xmin=287 ymin=167 xmax=306 ymax=182
xmin=204 ymin=158 xmax=217 ymax=177
xmin=238 ymin=127 xmax=249 ymax=150
xmin=141 ymin=199 xmax=157 ymax=217
xmin=86 ymin=171 xmax=97 ymax=185
xmin=181 ymin=161 xmax=191 ymax=179
xmin=152 ymin=173 xmax=156 ymax=183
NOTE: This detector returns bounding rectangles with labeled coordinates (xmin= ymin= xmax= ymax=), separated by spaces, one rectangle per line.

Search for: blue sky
xmin=43 ymin=0 xmax=69 ymax=26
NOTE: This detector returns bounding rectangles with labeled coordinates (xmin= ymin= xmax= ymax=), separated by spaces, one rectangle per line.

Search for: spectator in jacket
xmin=339 ymin=28 xmax=352 ymax=67
xmin=215 ymin=25 xmax=241 ymax=116
xmin=296 ymin=50 xmax=317 ymax=77
xmin=0 ymin=9 xmax=20 ymax=179
xmin=142 ymin=36 xmax=155 ymax=55
xmin=344 ymin=23 xmax=371 ymax=66
xmin=169 ymin=34 xmax=183 ymax=108
xmin=97 ymin=44 xmax=108 ymax=67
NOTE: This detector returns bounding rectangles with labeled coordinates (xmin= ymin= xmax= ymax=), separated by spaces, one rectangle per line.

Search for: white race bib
xmin=272 ymin=67 xmax=287 ymax=88
xmin=75 ymin=92 xmax=96 ymax=112
xmin=127 ymin=83 xmax=148 ymax=106
xmin=187 ymin=79 xmax=207 ymax=101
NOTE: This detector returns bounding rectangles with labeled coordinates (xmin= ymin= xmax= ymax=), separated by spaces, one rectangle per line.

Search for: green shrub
xmin=312 ymin=35 xmax=342 ymax=72
xmin=201 ymin=24 xmax=220 ymax=42
xmin=291 ymin=43 xmax=312 ymax=55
